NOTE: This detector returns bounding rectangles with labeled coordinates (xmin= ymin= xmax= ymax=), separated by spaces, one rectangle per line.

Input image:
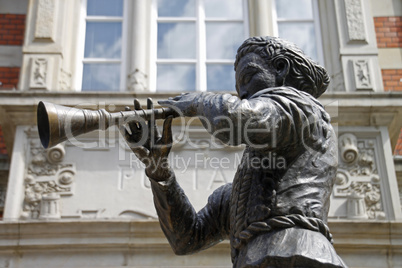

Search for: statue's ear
xmin=274 ymin=58 xmax=290 ymax=86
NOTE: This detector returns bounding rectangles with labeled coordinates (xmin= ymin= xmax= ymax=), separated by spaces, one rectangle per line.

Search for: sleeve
xmin=194 ymin=88 xmax=320 ymax=149
xmin=194 ymin=92 xmax=283 ymax=148
xmin=150 ymin=175 xmax=232 ymax=255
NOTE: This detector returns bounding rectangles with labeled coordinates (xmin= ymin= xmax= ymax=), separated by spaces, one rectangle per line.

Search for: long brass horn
xmin=37 ymin=101 xmax=178 ymax=149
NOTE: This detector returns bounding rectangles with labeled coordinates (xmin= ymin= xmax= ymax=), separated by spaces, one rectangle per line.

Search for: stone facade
xmin=0 ymin=0 xmax=402 ymax=267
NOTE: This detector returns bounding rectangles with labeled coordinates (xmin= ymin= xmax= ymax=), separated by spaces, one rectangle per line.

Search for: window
xmin=153 ymin=0 xmax=247 ymax=92
xmin=75 ymin=0 xmax=323 ymax=92
xmin=77 ymin=0 xmax=127 ymax=91
xmin=273 ymin=0 xmax=323 ymax=63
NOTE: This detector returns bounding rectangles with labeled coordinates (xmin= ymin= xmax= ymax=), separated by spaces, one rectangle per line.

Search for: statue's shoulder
xmin=252 ymin=86 xmax=321 ymax=106
xmin=252 ymin=86 xmax=330 ymax=123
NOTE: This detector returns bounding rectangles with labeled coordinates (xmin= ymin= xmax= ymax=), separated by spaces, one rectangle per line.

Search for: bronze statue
xmin=36 ymin=36 xmax=346 ymax=267
xmin=121 ymin=36 xmax=347 ymax=267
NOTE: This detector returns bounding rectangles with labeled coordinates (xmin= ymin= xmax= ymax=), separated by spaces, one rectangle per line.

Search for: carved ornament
xmin=22 ymin=140 xmax=76 ymax=220
xmin=59 ymin=69 xmax=72 ymax=91
xmin=344 ymin=0 xmax=367 ymax=42
xmin=352 ymin=59 xmax=372 ymax=90
xmin=29 ymin=58 xmax=51 ymax=89
xmin=34 ymin=0 xmax=56 ymax=41
xmin=127 ymin=69 xmax=148 ymax=91
xmin=335 ymin=134 xmax=385 ymax=219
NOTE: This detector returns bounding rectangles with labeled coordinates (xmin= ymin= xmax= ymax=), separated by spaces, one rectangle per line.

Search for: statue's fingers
xmin=134 ymin=99 xmax=142 ymax=110
xmin=158 ymin=100 xmax=174 ymax=107
xmin=154 ymin=122 xmax=161 ymax=140
xmin=133 ymin=146 xmax=150 ymax=162
xmin=119 ymin=124 xmax=132 ymax=140
xmin=147 ymin=98 xmax=153 ymax=110
xmin=158 ymin=94 xmax=185 ymax=107
xmin=161 ymin=116 xmax=173 ymax=146
xmin=146 ymin=98 xmax=159 ymax=144
xmin=173 ymin=94 xmax=184 ymax=100
xmin=126 ymin=117 xmax=141 ymax=135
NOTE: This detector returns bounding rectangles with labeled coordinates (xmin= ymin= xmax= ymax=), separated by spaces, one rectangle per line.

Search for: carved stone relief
xmin=352 ymin=59 xmax=372 ymax=90
xmin=344 ymin=0 xmax=367 ymax=42
xmin=334 ymin=133 xmax=386 ymax=220
xmin=34 ymin=0 xmax=56 ymax=41
xmin=127 ymin=69 xmax=148 ymax=91
xmin=59 ymin=69 xmax=72 ymax=91
xmin=0 ymin=186 xmax=6 ymax=209
xmin=29 ymin=58 xmax=51 ymax=89
xmin=118 ymin=210 xmax=154 ymax=219
xmin=21 ymin=139 xmax=76 ymax=220
xmin=28 ymin=142 xmax=70 ymax=176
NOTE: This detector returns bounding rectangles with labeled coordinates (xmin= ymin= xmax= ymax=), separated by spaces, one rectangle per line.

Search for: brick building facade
xmin=374 ymin=15 xmax=402 ymax=155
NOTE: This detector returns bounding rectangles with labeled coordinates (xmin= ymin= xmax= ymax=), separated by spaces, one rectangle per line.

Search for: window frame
xmin=75 ymin=0 xmax=129 ymax=91
xmin=272 ymin=0 xmax=324 ymax=65
xmin=150 ymin=0 xmax=249 ymax=92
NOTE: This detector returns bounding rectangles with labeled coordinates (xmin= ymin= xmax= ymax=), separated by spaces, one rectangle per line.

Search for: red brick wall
xmin=0 ymin=13 xmax=25 ymax=156
xmin=395 ymin=131 xmax=402 ymax=156
xmin=374 ymin=16 xmax=402 ymax=48
xmin=382 ymin=69 xmax=402 ymax=91
xmin=0 ymin=67 xmax=20 ymax=90
xmin=374 ymin=16 xmax=402 ymax=155
xmin=0 ymin=14 xmax=25 ymax=46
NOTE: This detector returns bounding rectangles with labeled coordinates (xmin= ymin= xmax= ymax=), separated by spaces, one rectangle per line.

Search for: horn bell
xmin=37 ymin=101 xmax=101 ymax=149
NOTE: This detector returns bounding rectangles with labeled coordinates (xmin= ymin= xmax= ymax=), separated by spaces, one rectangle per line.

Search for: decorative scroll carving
xmin=339 ymin=133 xmax=358 ymax=163
xmin=334 ymin=134 xmax=385 ymax=219
xmin=28 ymin=143 xmax=68 ymax=176
xmin=35 ymin=0 xmax=56 ymax=41
xmin=22 ymin=140 xmax=76 ymax=220
xmin=46 ymin=144 xmax=65 ymax=164
xmin=127 ymin=69 xmax=148 ymax=91
xmin=352 ymin=59 xmax=372 ymax=90
xmin=344 ymin=0 xmax=367 ymax=42
xmin=59 ymin=69 xmax=72 ymax=91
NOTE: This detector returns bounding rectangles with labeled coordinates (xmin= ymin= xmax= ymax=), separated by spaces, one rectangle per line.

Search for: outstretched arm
xmin=121 ymin=98 xmax=231 ymax=255
xmin=159 ymin=88 xmax=327 ymax=151
xmin=159 ymin=92 xmax=284 ymax=148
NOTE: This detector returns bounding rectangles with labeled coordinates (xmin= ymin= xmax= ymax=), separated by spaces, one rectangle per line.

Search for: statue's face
xmin=235 ymin=52 xmax=276 ymax=99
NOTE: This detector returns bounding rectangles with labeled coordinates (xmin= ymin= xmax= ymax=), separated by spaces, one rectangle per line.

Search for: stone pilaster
xmin=334 ymin=0 xmax=384 ymax=92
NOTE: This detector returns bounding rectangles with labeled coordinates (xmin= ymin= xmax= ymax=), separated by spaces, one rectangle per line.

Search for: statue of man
xmin=122 ymin=36 xmax=347 ymax=268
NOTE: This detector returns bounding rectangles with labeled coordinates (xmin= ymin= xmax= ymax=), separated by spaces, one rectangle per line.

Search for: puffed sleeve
xmin=194 ymin=87 xmax=329 ymax=151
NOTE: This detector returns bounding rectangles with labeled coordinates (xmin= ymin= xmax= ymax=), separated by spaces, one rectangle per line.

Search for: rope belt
xmin=232 ymin=214 xmax=333 ymax=250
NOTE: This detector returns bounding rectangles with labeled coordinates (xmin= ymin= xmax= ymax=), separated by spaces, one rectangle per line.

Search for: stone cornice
xmin=0 ymin=220 xmax=400 ymax=251
xmin=0 ymin=220 xmax=230 ymax=251
xmin=0 ymin=91 xmax=401 ymax=107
